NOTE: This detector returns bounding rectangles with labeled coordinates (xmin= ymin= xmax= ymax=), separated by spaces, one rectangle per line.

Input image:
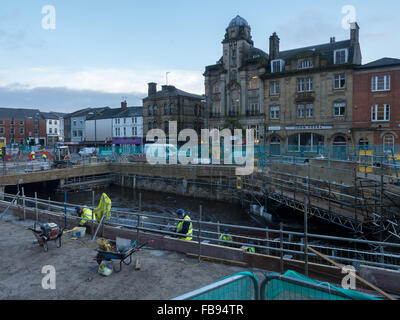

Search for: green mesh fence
xmin=261 ymin=271 xmax=380 ymax=301
xmin=173 ymin=271 xmax=259 ymax=300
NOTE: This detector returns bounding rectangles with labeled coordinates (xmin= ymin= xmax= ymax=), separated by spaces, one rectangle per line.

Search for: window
xmin=115 ymin=128 xmax=118 ymax=136
xmin=334 ymin=74 xmax=346 ymax=89
xmin=270 ymin=106 xmax=280 ymax=120
xmin=148 ymin=122 xmax=152 ymax=130
xmin=123 ymin=118 xmax=126 ymax=124
xmin=297 ymin=105 xmax=305 ymax=118
xmin=49 ymin=128 xmax=52 ymax=134
xmin=153 ymin=121 xmax=158 ymax=129
xmin=73 ymin=120 xmax=77 ymax=126
xmin=170 ymin=104 xmax=174 ymax=114
xmin=55 ymin=128 xmax=57 ymax=134
xmin=0 ymin=128 xmax=3 ymax=134
xmin=0 ymin=120 xmax=3 ymax=125
xmin=297 ymin=77 xmax=313 ymax=92
xmin=73 ymin=131 xmax=77 ymax=137
xmin=270 ymin=81 xmax=280 ymax=95
xmin=248 ymin=77 xmax=259 ymax=89
xmin=334 ymin=49 xmax=348 ymax=64
xmin=123 ymin=127 xmax=126 ymax=136
xmin=334 ymin=102 xmax=346 ymax=117
xmin=20 ymin=120 xmax=24 ymax=126
xmin=298 ymin=59 xmax=313 ymax=69
xmin=371 ymin=104 xmax=390 ymax=122
xmin=372 ymin=75 xmax=391 ymax=92
xmin=164 ymin=104 xmax=168 ymax=115
xmin=288 ymin=133 xmax=324 ymax=152
xmin=359 ymin=137 xmax=369 ymax=146
xmin=78 ymin=130 xmax=83 ymax=137
xmin=153 ymin=105 xmax=158 ymax=116
xmin=133 ymin=127 xmax=137 ymax=136
xmin=306 ymin=104 xmax=313 ymax=118
xmin=271 ymin=59 xmax=285 ymax=73
xmin=49 ymin=120 xmax=52 ymax=125
xmin=10 ymin=128 xmax=14 ymax=134
xmin=384 ymin=134 xmax=395 ymax=152
xmin=213 ymin=84 xmax=220 ymax=94
xmin=148 ymin=105 xmax=152 ymax=116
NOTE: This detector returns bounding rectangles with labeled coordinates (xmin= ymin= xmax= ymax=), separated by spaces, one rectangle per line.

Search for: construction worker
xmin=75 ymin=206 xmax=94 ymax=227
xmin=247 ymin=241 xmax=256 ymax=254
xmin=219 ymin=228 xmax=233 ymax=247
xmin=0 ymin=147 xmax=3 ymax=161
xmin=31 ymin=151 xmax=36 ymax=160
xmin=94 ymin=193 xmax=112 ymax=223
xmin=175 ymin=209 xmax=193 ymax=241
xmin=42 ymin=150 xmax=47 ymax=161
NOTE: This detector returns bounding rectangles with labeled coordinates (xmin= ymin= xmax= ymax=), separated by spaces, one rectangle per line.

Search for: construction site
xmin=1 ymin=144 xmax=400 ymax=301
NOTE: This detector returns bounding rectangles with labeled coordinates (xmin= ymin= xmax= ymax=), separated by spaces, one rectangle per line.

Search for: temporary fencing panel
xmin=172 ymin=271 xmax=259 ymax=300
xmin=260 ymin=271 xmax=379 ymax=300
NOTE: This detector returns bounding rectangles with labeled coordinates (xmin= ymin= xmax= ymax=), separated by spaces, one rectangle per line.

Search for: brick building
xmin=353 ymin=58 xmax=400 ymax=151
xmin=0 ymin=108 xmax=46 ymax=146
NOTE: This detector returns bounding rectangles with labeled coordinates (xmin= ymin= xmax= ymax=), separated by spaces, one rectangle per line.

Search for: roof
xmin=356 ymin=57 xmax=400 ymax=70
xmin=0 ymin=108 xmax=44 ymax=120
xmin=86 ymin=107 xmax=121 ymax=120
xmin=144 ymin=85 xmax=204 ymax=101
xmin=278 ymin=40 xmax=353 ymax=64
xmin=40 ymin=111 xmax=67 ymax=120
xmin=114 ymin=106 xmax=143 ymax=118
xmin=228 ymin=15 xmax=250 ymax=28
xmin=66 ymin=107 xmax=110 ymax=119
xmin=246 ymin=47 xmax=269 ymax=61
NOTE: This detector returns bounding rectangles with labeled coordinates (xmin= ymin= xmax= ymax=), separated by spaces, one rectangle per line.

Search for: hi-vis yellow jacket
xmin=80 ymin=208 xmax=94 ymax=226
xmin=94 ymin=193 xmax=112 ymax=223
xmin=176 ymin=215 xmax=193 ymax=241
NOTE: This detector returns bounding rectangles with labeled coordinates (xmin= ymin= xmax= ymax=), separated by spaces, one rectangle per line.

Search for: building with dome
xmin=204 ymin=16 xmax=363 ymax=154
xmin=204 ymin=15 xmax=269 ymax=143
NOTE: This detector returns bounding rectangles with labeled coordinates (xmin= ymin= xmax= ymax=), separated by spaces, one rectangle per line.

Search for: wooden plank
xmin=186 ymin=253 xmax=248 ymax=268
xmin=360 ymin=265 xmax=400 ymax=296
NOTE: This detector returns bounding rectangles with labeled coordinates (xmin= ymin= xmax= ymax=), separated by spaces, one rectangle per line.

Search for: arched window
xmin=333 ymin=136 xmax=347 ymax=146
xmin=169 ymin=104 xmax=174 ymax=115
xmin=384 ymin=134 xmax=395 ymax=153
xmin=359 ymin=137 xmax=369 ymax=146
xmin=153 ymin=105 xmax=158 ymax=116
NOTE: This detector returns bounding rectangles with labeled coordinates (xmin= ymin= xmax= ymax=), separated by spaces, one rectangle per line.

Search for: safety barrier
xmin=260 ymin=271 xmax=379 ymax=300
xmin=173 ymin=272 xmax=259 ymax=300
xmin=173 ymin=271 xmax=379 ymax=300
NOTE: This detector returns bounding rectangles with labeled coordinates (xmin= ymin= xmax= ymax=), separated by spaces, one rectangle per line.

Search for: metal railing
xmin=1 ymin=191 xmax=400 ymax=273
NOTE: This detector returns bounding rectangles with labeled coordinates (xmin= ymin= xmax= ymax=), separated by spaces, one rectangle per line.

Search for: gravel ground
xmin=0 ymin=215 xmax=267 ymax=300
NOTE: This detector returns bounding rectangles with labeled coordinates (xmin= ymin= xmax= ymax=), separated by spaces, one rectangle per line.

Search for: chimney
xmin=148 ymin=82 xmax=157 ymax=96
xmin=350 ymin=22 xmax=360 ymax=44
xmin=121 ymin=100 xmax=127 ymax=110
xmin=269 ymin=32 xmax=280 ymax=61
xmin=330 ymin=37 xmax=336 ymax=43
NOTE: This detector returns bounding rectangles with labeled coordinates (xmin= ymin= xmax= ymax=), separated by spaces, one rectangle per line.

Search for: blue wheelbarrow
xmin=94 ymin=240 xmax=152 ymax=273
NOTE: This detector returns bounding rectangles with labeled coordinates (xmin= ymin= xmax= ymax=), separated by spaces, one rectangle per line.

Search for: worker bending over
xmin=175 ymin=209 xmax=193 ymax=241
xmin=219 ymin=228 xmax=233 ymax=247
xmin=75 ymin=206 xmax=94 ymax=227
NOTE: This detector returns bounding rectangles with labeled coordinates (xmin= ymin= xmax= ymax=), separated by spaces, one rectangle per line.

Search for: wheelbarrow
xmin=28 ymin=222 xmax=64 ymax=252
xmin=94 ymin=240 xmax=153 ymax=273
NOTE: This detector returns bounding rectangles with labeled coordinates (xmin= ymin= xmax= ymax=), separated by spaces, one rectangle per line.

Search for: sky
xmin=0 ymin=0 xmax=399 ymax=113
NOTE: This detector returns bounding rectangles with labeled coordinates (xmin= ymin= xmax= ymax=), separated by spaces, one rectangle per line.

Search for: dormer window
xmin=334 ymin=49 xmax=349 ymax=64
xmin=298 ymin=59 xmax=313 ymax=69
xmin=271 ymin=59 xmax=285 ymax=73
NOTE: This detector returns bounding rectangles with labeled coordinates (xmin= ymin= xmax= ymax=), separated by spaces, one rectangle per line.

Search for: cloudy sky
xmin=0 ymin=0 xmax=399 ymax=112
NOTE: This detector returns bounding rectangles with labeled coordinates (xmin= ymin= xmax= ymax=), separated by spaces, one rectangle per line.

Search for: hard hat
xmin=176 ymin=209 xmax=185 ymax=216
xmin=75 ymin=206 xmax=81 ymax=213
xmin=224 ymin=228 xmax=230 ymax=233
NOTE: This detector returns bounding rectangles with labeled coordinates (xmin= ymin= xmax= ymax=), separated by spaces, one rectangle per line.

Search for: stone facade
xmin=261 ymin=23 xmax=362 ymax=154
xmin=204 ymin=16 xmax=268 ymax=143
xmin=142 ymin=83 xmax=205 ymax=143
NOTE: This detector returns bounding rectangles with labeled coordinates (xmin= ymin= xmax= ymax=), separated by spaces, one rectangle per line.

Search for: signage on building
xmin=268 ymin=126 xmax=281 ymax=131
xmin=285 ymin=125 xmax=333 ymax=131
